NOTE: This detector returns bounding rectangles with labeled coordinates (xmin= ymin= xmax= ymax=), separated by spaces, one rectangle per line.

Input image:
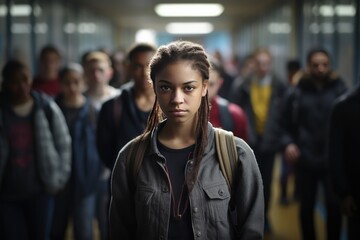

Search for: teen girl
xmin=109 ymin=41 xmax=264 ymax=240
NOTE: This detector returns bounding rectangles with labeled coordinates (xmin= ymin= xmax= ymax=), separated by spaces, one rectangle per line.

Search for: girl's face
xmin=154 ymin=60 xmax=208 ymax=125
xmin=6 ymin=67 xmax=32 ymax=105
xmin=61 ymin=71 xmax=85 ymax=98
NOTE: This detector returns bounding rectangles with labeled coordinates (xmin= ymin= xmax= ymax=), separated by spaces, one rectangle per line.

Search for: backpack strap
xmin=214 ymin=128 xmax=238 ymax=190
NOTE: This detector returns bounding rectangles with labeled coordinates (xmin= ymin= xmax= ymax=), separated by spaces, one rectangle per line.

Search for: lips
xmin=168 ymin=109 xmax=187 ymax=116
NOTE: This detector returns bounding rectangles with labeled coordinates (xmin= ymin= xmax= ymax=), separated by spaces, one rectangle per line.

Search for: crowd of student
xmin=0 ymin=40 xmax=359 ymax=240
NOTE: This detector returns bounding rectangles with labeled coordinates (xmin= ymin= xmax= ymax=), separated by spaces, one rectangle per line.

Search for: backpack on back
xmin=125 ymin=128 xmax=238 ymax=191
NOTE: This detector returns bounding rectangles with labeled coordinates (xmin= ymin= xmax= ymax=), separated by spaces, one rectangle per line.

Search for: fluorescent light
xmin=0 ymin=4 xmax=42 ymax=17
xmin=166 ymin=22 xmax=213 ymax=34
xmin=319 ymin=5 xmax=334 ymax=16
xmin=155 ymin=4 xmax=223 ymax=17
xmin=268 ymin=22 xmax=291 ymax=34
xmin=313 ymin=4 xmax=356 ymax=17
xmin=335 ymin=5 xmax=356 ymax=16
xmin=136 ymin=29 xmax=157 ymax=45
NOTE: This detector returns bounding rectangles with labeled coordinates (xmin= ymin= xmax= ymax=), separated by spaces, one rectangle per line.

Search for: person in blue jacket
xmin=51 ymin=63 xmax=102 ymax=240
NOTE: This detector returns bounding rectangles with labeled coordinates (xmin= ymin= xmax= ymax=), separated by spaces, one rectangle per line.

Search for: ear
xmin=202 ymin=80 xmax=208 ymax=97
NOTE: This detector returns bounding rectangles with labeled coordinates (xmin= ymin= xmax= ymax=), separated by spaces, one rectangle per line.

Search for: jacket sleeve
xmin=48 ymin=101 xmax=72 ymax=191
xmin=279 ymin=88 xmax=297 ymax=150
xmin=109 ymin=142 xmax=137 ymax=240
xmin=234 ymin=138 xmax=264 ymax=239
xmin=97 ymin=98 xmax=118 ymax=169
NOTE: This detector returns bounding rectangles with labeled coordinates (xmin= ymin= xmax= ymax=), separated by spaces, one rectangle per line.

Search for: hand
xmin=341 ymin=196 xmax=358 ymax=217
xmin=284 ymin=143 xmax=300 ymax=163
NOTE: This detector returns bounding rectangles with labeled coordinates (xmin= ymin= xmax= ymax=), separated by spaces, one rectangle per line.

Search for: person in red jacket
xmin=208 ymin=59 xmax=248 ymax=141
xmin=32 ymin=45 xmax=62 ymax=97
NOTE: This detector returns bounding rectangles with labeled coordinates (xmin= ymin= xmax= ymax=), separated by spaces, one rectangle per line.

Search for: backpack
xmin=126 ymin=128 xmax=239 ymax=191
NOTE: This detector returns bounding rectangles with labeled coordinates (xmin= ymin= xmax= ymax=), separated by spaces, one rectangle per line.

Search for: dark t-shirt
xmin=158 ymin=140 xmax=195 ymax=240
xmin=61 ymin=105 xmax=82 ymax=134
xmin=1 ymin=108 xmax=42 ymax=200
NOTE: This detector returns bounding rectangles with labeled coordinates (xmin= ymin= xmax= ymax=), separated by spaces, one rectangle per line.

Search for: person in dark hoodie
xmin=280 ymin=48 xmax=347 ymax=240
xmin=0 ymin=59 xmax=71 ymax=240
xmin=51 ymin=63 xmax=102 ymax=240
xmin=97 ymin=43 xmax=157 ymax=170
xmin=329 ymin=83 xmax=360 ymax=240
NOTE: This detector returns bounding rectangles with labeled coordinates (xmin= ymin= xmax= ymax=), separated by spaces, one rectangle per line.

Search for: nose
xmin=171 ymin=89 xmax=184 ymax=104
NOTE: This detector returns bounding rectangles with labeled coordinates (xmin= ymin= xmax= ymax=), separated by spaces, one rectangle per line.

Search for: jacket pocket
xmin=135 ymin=185 xmax=155 ymax=225
xmin=203 ymin=183 xmax=230 ymax=222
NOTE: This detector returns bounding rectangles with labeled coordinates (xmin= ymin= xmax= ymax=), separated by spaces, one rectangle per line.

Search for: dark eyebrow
xmin=158 ymin=80 xmax=198 ymax=85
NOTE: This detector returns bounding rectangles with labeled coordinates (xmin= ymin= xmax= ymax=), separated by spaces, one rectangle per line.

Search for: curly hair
xmin=142 ymin=40 xmax=211 ymax=190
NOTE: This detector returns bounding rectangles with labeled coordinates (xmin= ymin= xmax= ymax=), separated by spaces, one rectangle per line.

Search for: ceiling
xmin=74 ymin=0 xmax=286 ymax=32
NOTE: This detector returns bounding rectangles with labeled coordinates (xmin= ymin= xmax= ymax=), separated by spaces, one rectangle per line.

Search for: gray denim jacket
xmin=110 ymin=122 xmax=264 ymax=240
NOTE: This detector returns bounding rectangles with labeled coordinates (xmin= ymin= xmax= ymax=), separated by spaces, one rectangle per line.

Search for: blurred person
xmin=208 ymin=58 xmax=248 ymax=140
xmin=51 ymin=63 xmax=102 ymax=240
xmin=230 ymin=47 xmax=288 ymax=234
xmin=97 ymin=43 xmax=156 ymax=170
xmin=83 ymin=51 xmax=120 ymax=240
xmin=229 ymin=53 xmax=257 ymax=100
xmin=0 ymin=59 xmax=71 ymax=240
xmin=32 ymin=45 xmax=62 ymax=97
xmin=329 ymin=83 xmax=360 ymax=240
xmin=212 ymin=50 xmax=235 ymax=99
xmin=109 ymin=40 xmax=264 ymax=240
xmin=109 ymin=49 xmax=127 ymax=88
xmin=279 ymin=59 xmax=302 ymax=205
xmin=281 ymin=48 xmax=347 ymax=240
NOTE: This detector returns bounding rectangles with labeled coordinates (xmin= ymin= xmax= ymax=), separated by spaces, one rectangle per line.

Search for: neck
xmin=63 ymin=94 xmax=85 ymax=108
xmin=158 ymin=120 xmax=197 ymax=149
xmin=134 ymin=86 xmax=155 ymax=112
xmin=88 ymin=84 xmax=109 ymax=99
xmin=40 ymin=71 xmax=57 ymax=80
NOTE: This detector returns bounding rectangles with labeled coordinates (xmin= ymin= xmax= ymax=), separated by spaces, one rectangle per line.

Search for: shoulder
xmin=227 ymin=102 xmax=246 ymax=118
xmin=234 ymin=137 xmax=253 ymax=157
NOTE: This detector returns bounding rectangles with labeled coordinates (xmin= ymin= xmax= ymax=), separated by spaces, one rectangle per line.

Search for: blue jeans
xmin=0 ymin=193 xmax=52 ymax=240
xmin=51 ymin=185 xmax=96 ymax=240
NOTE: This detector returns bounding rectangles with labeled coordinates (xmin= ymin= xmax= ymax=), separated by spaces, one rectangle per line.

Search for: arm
xmin=49 ymin=101 xmax=72 ymax=189
xmin=279 ymin=89 xmax=301 ymax=162
xmin=109 ymin=143 xmax=137 ymax=240
xmin=234 ymin=138 xmax=264 ymax=239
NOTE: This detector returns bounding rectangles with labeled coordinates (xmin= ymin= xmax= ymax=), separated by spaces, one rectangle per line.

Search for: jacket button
xmin=162 ymin=187 xmax=168 ymax=193
xmin=218 ymin=189 xmax=224 ymax=196
xmin=193 ymin=207 xmax=198 ymax=213
xmin=196 ymin=231 xmax=201 ymax=237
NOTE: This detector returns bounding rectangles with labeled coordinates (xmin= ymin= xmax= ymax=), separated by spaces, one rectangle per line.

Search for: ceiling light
xmin=166 ymin=22 xmax=214 ymax=34
xmin=155 ymin=4 xmax=224 ymax=17
xmin=313 ymin=4 xmax=356 ymax=17
xmin=0 ymin=4 xmax=41 ymax=17
xmin=136 ymin=29 xmax=157 ymax=45
xmin=335 ymin=5 xmax=356 ymax=16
